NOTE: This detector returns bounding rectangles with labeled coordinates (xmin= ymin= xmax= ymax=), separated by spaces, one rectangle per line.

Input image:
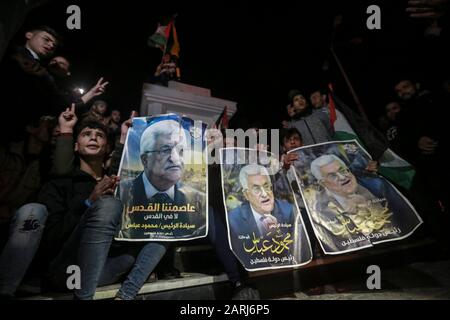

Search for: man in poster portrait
xmin=119 ymin=119 xmax=206 ymax=236
xmin=228 ymin=164 xmax=295 ymax=239
xmin=308 ymin=154 xmax=420 ymax=253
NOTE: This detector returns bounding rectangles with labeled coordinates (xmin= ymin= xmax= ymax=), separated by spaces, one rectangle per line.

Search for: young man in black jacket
xmin=0 ymin=26 xmax=108 ymax=145
xmin=0 ymin=26 xmax=60 ymax=144
xmin=37 ymin=119 xmax=133 ymax=299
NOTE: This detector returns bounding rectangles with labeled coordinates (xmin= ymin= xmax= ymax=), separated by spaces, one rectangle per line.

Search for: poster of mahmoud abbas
xmin=115 ymin=114 xmax=208 ymax=241
xmin=221 ymin=148 xmax=312 ymax=271
xmin=288 ymin=140 xmax=423 ymax=255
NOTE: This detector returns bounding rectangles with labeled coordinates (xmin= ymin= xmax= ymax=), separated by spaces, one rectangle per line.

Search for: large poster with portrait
xmin=115 ymin=114 xmax=208 ymax=241
xmin=221 ymin=148 xmax=312 ymax=271
xmin=288 ymin=140 xmax=423 ymax=255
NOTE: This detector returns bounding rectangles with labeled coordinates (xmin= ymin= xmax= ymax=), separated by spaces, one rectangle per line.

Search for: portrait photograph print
xmin=288 ymin=140 xmax=423 ymax=255
xmin=116 ymin=113 xmax=208 ymax=241
xmin=221 ymin=148 xmax=312 ymax=272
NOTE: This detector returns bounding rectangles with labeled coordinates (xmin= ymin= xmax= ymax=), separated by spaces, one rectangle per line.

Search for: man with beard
xmin=105 ymin=110 xmax=121 ymax=131
xmin=392 ymin=79 xmax=445 ymax=161
xmin=286 ymin=89 xmax=334 ymax=146
xmin=309 ymin=89 xmax=330 ymax=116
xmin=82 ymin=99 xmax=109 ymax=124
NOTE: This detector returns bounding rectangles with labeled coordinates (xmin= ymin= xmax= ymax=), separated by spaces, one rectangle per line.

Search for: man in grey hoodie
xmin=287 ymin=89 xmax=334 ymax=146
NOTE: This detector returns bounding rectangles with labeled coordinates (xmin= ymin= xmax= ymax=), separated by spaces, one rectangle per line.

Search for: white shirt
xmin=331 ymin=192 xmax=354 ymax=211
xmin=250 ymin=204 xmax=269 ymax=237
xmin=25 ymin=45 xmax=40 ymax=60
xmin=142 ymin=173 xmax=175 ymax=201
xmin=326 ymin=184 xmax=375 ymax=213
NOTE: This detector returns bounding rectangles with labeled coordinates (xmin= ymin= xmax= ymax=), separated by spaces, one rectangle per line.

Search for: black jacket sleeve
xmin=38 ymin=179 xmax=88 ymax=257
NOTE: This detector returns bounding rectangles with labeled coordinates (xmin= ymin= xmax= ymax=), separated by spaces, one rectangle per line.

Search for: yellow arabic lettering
xmin=261 ymin=240 xmax=273 ymax=254
xmin=242 ymin=232 xmax=294 ymax=255
xmin=271 ymin=233 xmax=294 ymax=254
xmin=126 ymin=223 xmax=141 ymax=229
xmin=342 ymin=218 xmax=362 ymax=234
xmin=243 ymin=233 xmax=261 ymax=254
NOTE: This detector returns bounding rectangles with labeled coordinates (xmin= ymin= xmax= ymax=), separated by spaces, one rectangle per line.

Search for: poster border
xmin=114 ymin=114 xmax=209 ymax=242
xmin=220 ymin=147 xmax=313 ymax=272
xmin=287 ymin=139 xmax=423 ymax=255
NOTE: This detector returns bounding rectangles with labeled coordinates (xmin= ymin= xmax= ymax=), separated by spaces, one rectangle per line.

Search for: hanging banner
xmin=221 ymin=148 xmax=312 ymax=271
xmin=116 ymin=114 xmax=208 ymax=241
xmin=288 ymin=140 xmax=423 ymax=255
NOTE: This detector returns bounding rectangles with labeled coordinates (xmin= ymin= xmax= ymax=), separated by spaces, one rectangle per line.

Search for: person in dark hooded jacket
xmin=392 ymin=78 xmax=449 ymax=213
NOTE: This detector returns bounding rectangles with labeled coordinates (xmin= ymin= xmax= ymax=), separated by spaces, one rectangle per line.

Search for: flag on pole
xmin=148 ymin=22 xmax=172 ymax=49
xmin=169 ymin=22 xmax=180 ymax=58
xmin=327 ymin=84 xmax=416 ymax=190
xmin=148 ymin=17 xmax=180 ymax=58
xmin=215 ymin=106 xmax=229 ymax=129
xmin=328 ymin=84 xmax=337 ymax=127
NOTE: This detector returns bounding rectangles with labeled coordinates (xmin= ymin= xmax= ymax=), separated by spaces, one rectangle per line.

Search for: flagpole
xmin=161 ymin=24 xmax=171 ymax=62
xmin=161 ymin=13 xmax=178 ymax=61
xmin=328 ymin=15 xmax=370 ymax=123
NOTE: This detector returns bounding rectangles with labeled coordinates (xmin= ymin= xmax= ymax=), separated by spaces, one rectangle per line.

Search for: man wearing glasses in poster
xmin=119 ymin=119 xmax=206 ymax=239
xmin=308 ymin=154 xmax=421 ymax=253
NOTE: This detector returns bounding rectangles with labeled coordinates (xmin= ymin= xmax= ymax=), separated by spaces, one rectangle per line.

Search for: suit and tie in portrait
xmin=226 ymin=164 xmax=312 ymax=271
xmin=117 ymin=118 xmax=207 ymax=240
xmin=306 ymin=154 xmax=422 ymax=254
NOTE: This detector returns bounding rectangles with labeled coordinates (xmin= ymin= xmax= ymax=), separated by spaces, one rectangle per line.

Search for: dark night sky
xmin=13 ymin=0 xmax=448 ymax=128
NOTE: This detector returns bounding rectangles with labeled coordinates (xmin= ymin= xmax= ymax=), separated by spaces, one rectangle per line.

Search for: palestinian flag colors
xmin=215 ymin=106 xmax=229 ymax=129
xmin=327 ymin=84 xmax=416 ymax=190
xmin=148 ymin=17 xmax=180 ymax=58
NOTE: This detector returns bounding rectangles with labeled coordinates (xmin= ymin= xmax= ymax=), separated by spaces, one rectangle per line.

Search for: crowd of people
xmin=0 ymin=25 xmax=263 ymax=300
xmin=0 ymin=4 xmax=449 ymax=300
xmin=279 ymin=78 xmax=449 ymax=210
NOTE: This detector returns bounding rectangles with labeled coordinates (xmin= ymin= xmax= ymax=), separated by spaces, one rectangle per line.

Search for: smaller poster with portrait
xmin=288 ymin=140 xmax=423 ymax=255
xmin=221 ymin=148 xmax=312 ymax=272
xmin=115 ymin=113 xmax=208 ymax=241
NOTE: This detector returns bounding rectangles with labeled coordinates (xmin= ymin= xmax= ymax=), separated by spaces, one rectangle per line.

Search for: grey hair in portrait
xmin=239 ymin=164 xmax=271 ymax=190
xmin=310 ymin=154 xmax=347 ymax=181
xmin=140 ymin=119 xmax=186 ymax=156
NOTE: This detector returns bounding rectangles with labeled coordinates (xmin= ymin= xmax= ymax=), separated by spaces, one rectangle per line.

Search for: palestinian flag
xmin=215 ymin=106 xmax=229 ymax=129
xmin=147 ymin=23 xmax=170 ymax=49
xmin=148 ymin=17 xmax=180 ymax=58
xmin=169 ymin=22 xmax=180 ymax=58
xmin=328 ymin=84 xmax=416 ymax=190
